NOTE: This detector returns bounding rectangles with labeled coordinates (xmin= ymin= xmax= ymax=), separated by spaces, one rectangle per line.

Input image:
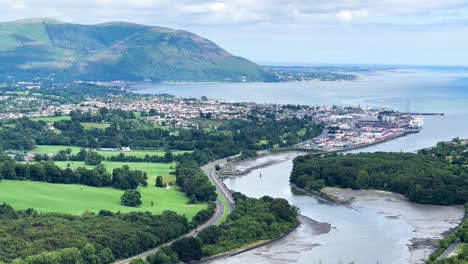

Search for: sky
xmin=2 ymin=0 xmax=468 ymax=66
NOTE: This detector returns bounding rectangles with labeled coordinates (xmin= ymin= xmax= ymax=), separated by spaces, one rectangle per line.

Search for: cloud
xmin=1 ymin=0 xmax=468 ymax=65
xmin=336 ymin=9 xmax=369 ymax=22
xmin=1 ymin=0 xmax=467 ymax=26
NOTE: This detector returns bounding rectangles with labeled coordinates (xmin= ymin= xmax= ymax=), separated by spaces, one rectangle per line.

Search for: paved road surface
xmin=202 ymin=160 xmax=236 ymax=212
xmin=438 ymin=239 xmax=460 ymax=260
xmin=114 ymin=158 xmax=235 ymax=264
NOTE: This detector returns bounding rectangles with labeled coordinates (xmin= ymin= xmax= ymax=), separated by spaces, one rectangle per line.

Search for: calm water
xmin=135 ymin=69 xmax=468 ymax=151
xmin=222 ymin=160 xmax=411 ymax=264
xmin=134 ymin=69 xmax=468 ymax=115
xmin=134 ymin=69 xmax=468 ymax=263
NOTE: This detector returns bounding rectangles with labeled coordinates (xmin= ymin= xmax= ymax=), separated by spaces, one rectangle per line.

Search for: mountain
xmin=0 ymin=18 xmax=277 ymax=82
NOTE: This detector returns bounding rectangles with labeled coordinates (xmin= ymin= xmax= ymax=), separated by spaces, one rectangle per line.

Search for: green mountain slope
xmin=0 ymin=18 xmax=277 ymax=82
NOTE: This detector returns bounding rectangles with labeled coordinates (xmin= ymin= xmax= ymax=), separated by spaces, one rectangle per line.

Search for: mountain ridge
xmin=0 ymin=18 xmax=277 ymax=82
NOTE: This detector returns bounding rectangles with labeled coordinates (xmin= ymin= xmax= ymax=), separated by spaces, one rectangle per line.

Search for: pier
xmin=408 ymin=112 xmax=444 ymax=116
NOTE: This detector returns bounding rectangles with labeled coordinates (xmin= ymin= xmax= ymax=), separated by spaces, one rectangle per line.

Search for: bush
xmin=120 ymin=190 xmax=142 ymax=207
xmin=171 ymin=237 xmax=202 ymax=263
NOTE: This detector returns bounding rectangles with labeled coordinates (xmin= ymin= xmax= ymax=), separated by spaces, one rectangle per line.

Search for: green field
xmin=0 ymin=180 xmax=205 ymax=219
xmin=96 ymin=150 xmax=191 ymax=159
xmin=81 ymin=122 xmax=111 ymax=130
xmin=33 ymin=145 xmax=82 ymax=154
xmin=32 ymin=145 xmax=190 ymax=158
xmin=31 ymin=116 xmax=71 ymax=122
xmin=297 ymin=128 xmax=307 ymax=137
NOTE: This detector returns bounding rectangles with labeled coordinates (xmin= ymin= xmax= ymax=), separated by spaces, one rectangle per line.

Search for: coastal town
xmin=0 ymin=83 xmax=425 ymax=152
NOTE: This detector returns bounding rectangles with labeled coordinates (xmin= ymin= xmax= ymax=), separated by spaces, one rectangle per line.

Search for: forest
xmin=175 ymin=159 xmax=217 ymax=203
xmin=0 ymin=110 xmax=322 ymax=164
xmin=0 ymin=203 xmax=190 ymax=263
xmin=140 ymin=193 xmax=299 ymax=264
xmin=290 ymin=148 xmax=468 ymax=205
xmin=0 ymin=153 xmax=147 ymax=190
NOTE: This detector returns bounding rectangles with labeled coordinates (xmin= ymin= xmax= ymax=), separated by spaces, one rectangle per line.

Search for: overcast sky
xmin=2 ymin=0 xmax=468 ymax=66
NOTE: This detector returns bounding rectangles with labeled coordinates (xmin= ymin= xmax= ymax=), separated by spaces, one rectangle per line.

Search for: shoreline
xmin=320 ymin=187 xmax=465 ymax=263
xmin=219 ymin=150 xmax=465 ymax=264
xmin=103 ymin=78 xmax=360 ymax=90
xmin=221 ymin=130 xmax=415 ymax=177
xmin=200 ymin=215 xmax=331 ymax=264
xmin=220 ymin=151 xmax=306 ymax=177
xmin=199 ymin=221 xmax=300 ymax=263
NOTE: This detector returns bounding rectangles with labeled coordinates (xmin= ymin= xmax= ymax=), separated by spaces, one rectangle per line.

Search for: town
xmin=0 ymin=83 xmax=424 ymax=152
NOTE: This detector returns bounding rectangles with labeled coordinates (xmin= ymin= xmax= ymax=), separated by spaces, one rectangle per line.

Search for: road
xmin=114 ymin=158 xmax=235 ymax=264
xmin=202 ymin=159 xmax=236 ymax=213
xmin=437 ymin=239 xmax=460 ymax=260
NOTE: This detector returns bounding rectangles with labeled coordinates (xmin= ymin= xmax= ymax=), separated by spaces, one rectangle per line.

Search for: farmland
xmin=30 ymin=115 xmax=71 ymax=122
xmin=32 ymin=145 xmax=191 ymax=159
xmin=0 ymin=180 xmax=206 ymax=219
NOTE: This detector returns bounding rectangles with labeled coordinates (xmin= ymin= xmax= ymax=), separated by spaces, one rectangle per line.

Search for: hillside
xmin=0 ymin=18 xmax=277 ymax=82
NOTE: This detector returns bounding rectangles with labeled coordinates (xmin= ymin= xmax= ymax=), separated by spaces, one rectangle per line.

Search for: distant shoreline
xmin=100 ymin=77 xmax=361 ymax=91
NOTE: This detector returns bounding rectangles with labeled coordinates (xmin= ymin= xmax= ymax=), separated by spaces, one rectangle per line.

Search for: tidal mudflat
xmin=216 ymin=152 xmax=465 ymax=264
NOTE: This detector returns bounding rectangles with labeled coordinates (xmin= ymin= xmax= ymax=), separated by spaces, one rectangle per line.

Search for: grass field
xmin=81 ymin=122 xmax=111 ymax=130
xmin=96 ymin=150 xmax=191 ymax=159
xmin=0 ymin=180 xmax=205 ymax=219
xmin=31 ymin=116 xmax=71 ymax=122
xmin=33 ymin=145 xmax=82 ymax=154
xmin=297 ymin=128 xmax=307 ymax=137
xmin=32 ymin=145 xmax=190 ymax=158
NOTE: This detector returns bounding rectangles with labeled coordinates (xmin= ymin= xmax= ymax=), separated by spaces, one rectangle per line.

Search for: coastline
xmin=220 ymin=151 xmax=306 ymax=177
xmin=221 ymin=130 xmax=415 ymax=178
xmin=219 ymin=150 xmax=465 ymax=264
xmin=320 ymin=187 xmax=465 ymax=263
xmin=104 ymin=77 xmax=361 ymax=91
xmin=199 ymin=221 xmax=301 ymax=263
xmin=200 ymin=215 xmax=331 ymax=264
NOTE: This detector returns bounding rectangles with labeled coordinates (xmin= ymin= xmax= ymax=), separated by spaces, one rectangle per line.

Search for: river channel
xmin=134 ymin=68 xmax=468 ymax=264
xmin=210 ymin=150 xmax=464 ymax=264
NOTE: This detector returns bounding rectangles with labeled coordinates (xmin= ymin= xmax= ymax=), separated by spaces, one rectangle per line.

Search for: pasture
xmin=0 ymin=180 xmax=205 ymax=219
xmin=32 ymin=145 xmax=190 ymax=159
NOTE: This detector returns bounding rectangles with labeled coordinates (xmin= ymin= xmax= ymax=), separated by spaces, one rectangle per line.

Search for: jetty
xmin=408 ymin=112 xmax=444 ymax=116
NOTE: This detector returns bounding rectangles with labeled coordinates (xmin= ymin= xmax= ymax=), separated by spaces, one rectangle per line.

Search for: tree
xmin=15 ymin=163 xmax=30 ymax=180
xmin=156 ymin=176 xmax=164 ymax=188
xmin=164 ymin=151 xmax=174 ymax=163
xmin=147 ymin=252 xmax=173 ymax=264
xmin=81 ymin=244 xmax=99 ymax=264
xmin=120 ymin=190 xmax=142 ymax=207
xmin=29 ymin=163 xmax=45 ymax=181
xmin=170 ymin=237 xmax=202 ymax=263
xmin=98 ymin=248 xmax=115 ymax=264
xmin=270 ymin=198 xmax=295 ymax=222
xmin=198 ymin=225 xmax=222 ymax=244
xmin=59 ymin=247 xmax=82 ymax=263
xmin=129 ymin=259 xmax=145 ymax=264
xmin=356 ymin=170 xmax=370 ymax=189
xmin=84 ymin=151 xmax=104 ymax=165
xmin=2 ymin=161 xmax=16 ymax=180
xmin=75 ymin=148 xmax=88 ymax=161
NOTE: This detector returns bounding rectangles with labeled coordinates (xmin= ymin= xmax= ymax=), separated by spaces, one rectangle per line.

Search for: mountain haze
xmin=0 ymin=18 xmax=276 ymax=82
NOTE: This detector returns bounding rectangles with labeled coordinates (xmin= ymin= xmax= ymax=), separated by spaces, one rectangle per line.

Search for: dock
xmin=408 ymin=112 xmax=444 ymax=116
